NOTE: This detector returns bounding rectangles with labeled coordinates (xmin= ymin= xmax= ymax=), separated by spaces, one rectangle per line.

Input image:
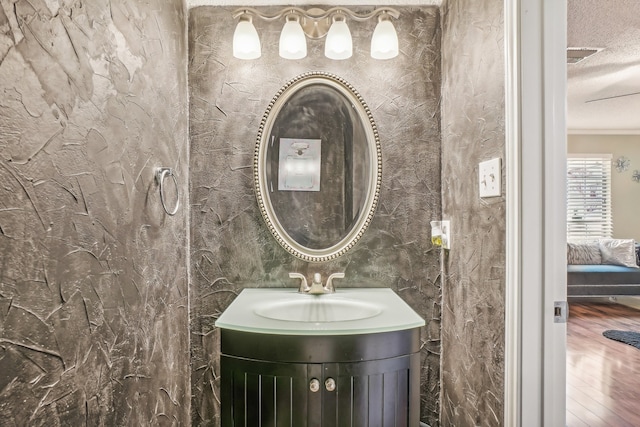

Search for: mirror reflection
xmin=255 ymin=72 xmax=381 ymax=262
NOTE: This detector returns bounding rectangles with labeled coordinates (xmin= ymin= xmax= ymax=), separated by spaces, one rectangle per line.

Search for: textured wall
xmin=440 ymin=0 xmax=506 ymax=425
xmin=0 ymin=0 xmax=190 ymax=425
xmin=189 ymin=6 xmax=442 ymax=426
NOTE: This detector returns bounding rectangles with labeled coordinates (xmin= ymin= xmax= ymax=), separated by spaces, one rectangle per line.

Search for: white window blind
xmin=566 ymin=154 xmax=612 ymax=240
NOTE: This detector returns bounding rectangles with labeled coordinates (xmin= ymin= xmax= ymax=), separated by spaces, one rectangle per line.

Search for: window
xmin=566 ymin=154 xmax=612 ymax=241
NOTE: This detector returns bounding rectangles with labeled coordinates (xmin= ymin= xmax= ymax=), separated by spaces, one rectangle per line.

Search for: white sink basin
xmin=254 ymin=297 xmax=382 ymax=322
xmin=216 ymin=288 xmax=425 ymax=335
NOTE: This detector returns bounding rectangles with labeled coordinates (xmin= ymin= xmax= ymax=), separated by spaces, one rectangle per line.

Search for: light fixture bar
xmin=232 ymin=7 xmax=400 ymax=24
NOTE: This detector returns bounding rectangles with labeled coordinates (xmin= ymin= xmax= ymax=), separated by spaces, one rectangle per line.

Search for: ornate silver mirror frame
xmin=254 ymin=72 xmax=382 ymax=262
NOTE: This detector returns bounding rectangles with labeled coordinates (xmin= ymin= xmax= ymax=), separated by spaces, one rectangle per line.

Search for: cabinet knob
xmin=309 ymin=378 xmax=320 ymax=392
xmin=325 ymin=377 xmax=336 ymax=392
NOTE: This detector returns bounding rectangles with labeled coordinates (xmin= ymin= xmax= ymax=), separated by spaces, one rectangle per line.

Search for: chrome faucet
xmin=289 ymin=272 xmax=345 ymax=294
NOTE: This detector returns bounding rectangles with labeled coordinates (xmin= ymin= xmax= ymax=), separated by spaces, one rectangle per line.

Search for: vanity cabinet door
xmin=321 ymin=353 xmax=420 ymax=427
xmin=221 ymin=351 xmax=420 ymax=427
xmin=221 ymin=355 xmax=312 ymax=427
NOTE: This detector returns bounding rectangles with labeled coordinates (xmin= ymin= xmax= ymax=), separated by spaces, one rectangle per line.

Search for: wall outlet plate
xmin=479 ymin=158 xmax=502 ymax=198
xmin=441 ymin=220 xmax=451 ymax=250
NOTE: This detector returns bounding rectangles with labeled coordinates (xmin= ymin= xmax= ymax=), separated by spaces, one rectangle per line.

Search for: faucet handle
xmin=325 ymin=272 xmax=345 ymax=292
xmin=289 ymin=272 xmax=309 ymax=293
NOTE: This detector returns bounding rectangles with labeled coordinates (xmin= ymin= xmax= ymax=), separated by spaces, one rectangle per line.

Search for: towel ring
xmin=155 ymin=167 xmax=180 ymax=216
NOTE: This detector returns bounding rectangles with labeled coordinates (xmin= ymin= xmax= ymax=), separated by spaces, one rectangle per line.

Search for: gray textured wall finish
xmin=189 ymin=6 xmax=442 ymax=426
xmin=440 ymin=0 xmax=506 ymax=425
xmin=0 ymin=0 xmax=190 ymax=424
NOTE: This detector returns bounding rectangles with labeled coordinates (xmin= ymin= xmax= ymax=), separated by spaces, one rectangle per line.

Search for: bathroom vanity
xmin=216 ymin=72 xmax=426 ymax=425
xmin=216 ymin=288 xmax=425 ymax=427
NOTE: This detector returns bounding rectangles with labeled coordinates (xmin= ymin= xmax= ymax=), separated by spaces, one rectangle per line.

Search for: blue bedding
xmin=567 ymin=264 xmax=640 ymax=296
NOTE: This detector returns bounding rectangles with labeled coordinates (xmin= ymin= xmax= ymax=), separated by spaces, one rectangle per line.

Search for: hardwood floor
xmin=567 ymin=301 xmax=640 ymax=427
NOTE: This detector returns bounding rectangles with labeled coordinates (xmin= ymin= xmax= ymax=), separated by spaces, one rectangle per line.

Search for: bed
xmin=567 ymin=239 xmax=640 ymax=297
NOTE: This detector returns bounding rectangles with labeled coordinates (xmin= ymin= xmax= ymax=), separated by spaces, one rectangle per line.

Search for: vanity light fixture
xmin=370 ymin=13 xmax=399 ymax=59
xmin=232 ymin=13 xmax=261 ymax=59
xmin=232 ymin=7 xmax=400 ymax=61
xmin=279 ymin=14 xmax=307 ymax=59
xmin=325 ymin=14 xmax=353 ymax=60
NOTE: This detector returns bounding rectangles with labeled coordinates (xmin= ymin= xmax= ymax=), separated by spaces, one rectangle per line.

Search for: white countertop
xmin=216 ymin=288 xmax=425 ymax=335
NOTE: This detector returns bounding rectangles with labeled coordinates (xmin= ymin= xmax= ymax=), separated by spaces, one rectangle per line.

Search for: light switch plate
xmin=479 ymin=158 xmax=501 ymax=198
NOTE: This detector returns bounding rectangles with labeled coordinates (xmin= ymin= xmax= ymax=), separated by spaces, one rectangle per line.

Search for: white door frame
xmin=504 ymin=0 xmax=567 ymax=425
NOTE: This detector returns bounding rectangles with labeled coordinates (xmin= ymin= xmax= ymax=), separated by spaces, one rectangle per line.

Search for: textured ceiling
xmin=568 ymin=0 xmax=640 ymax=133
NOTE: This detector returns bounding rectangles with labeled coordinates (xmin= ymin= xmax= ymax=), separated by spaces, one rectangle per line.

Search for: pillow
xmin=599 ymin=239 xmax=639 ymax=268
xmin=567 ymin=241 xmax=602 ymax=265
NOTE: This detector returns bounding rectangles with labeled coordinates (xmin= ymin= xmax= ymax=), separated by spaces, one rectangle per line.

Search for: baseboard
xmin=608 ymin=295 xmax=640 ymax=311
xmin=567 ymin=295 xmax=640 ymax=312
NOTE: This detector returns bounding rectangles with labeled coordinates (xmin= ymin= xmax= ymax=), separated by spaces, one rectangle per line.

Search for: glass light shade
xmin=371 ymin=19 xmax=398 ymax=59
xmin=325 ymin=19 xmax=352 ymax=60
xmin=233 ymin=18 xmax=261 ymax=60
xmin=279 ymin=19 xmax=307 ymax=59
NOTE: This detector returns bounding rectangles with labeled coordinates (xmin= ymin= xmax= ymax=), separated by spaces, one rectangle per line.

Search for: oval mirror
xmin=254 ymin=72 xmax=381 ymax=262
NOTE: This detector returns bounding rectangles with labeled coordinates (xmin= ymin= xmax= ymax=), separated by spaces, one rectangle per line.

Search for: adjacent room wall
xmin=188 ymin=6 xmax=443 ymax=426
xmin=0 ymin=0 xmax=190 ymax=424
xmin=568 ymin=134 xmax=640 ymax=241
xmin=440 ymin=0 xmax=506 ymax=425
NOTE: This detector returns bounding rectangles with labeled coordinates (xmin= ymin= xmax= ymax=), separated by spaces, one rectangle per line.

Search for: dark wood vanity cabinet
xmin=220 ymin=328 xmax=421 ymax=427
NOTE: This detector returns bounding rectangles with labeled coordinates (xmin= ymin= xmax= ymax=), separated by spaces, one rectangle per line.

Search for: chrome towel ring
xmin=155 ymin=167 xmax=180 ymax=216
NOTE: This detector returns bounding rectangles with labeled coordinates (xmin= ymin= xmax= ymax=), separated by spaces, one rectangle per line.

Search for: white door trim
xmin=503 ymin=0 xmax=521 ymax=424
xmin=504 ymin=0 xmax=567 ymax=425
xmin=541 ymin=1 xmax=568 ymax=424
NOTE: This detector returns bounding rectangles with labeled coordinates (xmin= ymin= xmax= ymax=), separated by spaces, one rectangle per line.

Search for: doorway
xmin=565 ymin=1 xmax=640 ymax=424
